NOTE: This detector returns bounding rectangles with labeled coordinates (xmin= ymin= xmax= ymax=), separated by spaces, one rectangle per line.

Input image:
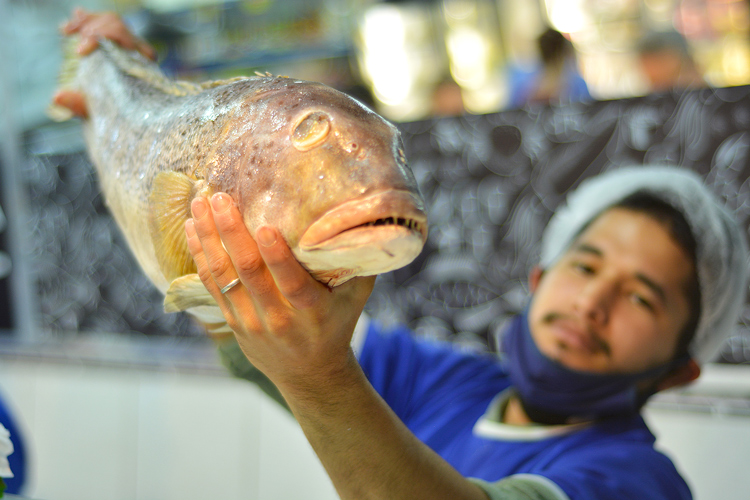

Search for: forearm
xmin=277 ymin=349 xmax=490 ymax=500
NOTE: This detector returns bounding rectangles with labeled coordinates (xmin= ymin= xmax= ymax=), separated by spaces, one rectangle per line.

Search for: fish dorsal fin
xmin=253 ymin=71 xmax=289 ymax=79
xmin=198 ymin=76 xmax=251 ymax=90
xmin=98 ymin=39 xmax=204 ymax=97
xmin=99 ymin=40 xmax=252 ymax=96
xmin=149 ymin=171 xmax=199 ymax=282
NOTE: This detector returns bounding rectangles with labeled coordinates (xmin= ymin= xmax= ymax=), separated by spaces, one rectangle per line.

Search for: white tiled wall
xmin=0 ymin=355 xmax=749 ymax=500
xmin=0 ymin=357 xmax=337 ymax=500
xmin=644 ymin=407 xmax=750 ymax=500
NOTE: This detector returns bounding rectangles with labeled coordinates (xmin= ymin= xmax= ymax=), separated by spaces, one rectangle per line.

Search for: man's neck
xmin=502 ymin=393 xmax=535 ymax=425
xmin=502 ymin=393 xmax=595 ymax=426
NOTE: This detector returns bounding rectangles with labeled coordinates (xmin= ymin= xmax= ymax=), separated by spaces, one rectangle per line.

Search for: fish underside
xmin=50 ymin=38 xmax=428 ymax=335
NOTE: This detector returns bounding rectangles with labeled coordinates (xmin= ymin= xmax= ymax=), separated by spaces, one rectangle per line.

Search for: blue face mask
xmin=502 ymin=311 xmax=681 ymax=423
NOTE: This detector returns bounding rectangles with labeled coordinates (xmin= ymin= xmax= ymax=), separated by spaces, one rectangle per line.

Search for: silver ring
xmin=220 ymin=278 xmax=241 ymax=294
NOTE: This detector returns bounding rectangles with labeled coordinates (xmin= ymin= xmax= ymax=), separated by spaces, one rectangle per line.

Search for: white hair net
xmin=540 ymin=166 xmax=748 ymax=365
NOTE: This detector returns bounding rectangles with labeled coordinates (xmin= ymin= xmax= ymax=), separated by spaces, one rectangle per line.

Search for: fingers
xmin=193 ymin=193 xmax=326 ymax=312
xmin=187 ymin=195 xmax=374 ymax=377
xmin=254 ymin=226 xmax=325 ymax=310
xmin=59 ymin=7 xmax=90 ymax=34
xmin=206 ymin=194 xmax=292 ymax=303
xmin=52 ymin=90 xmax=88 ymax=118
xmin=61 ymin=8 xmax=157 ymax=60
xmin=184 ymin=218 xmax=236 ymax=321
xmin=190 ymin=197 xmax=246 ymax=293
xmin=207 ymin=192 xmax=326 ymax=309
xmin=186 ymin=207 xmax=260 ymax=336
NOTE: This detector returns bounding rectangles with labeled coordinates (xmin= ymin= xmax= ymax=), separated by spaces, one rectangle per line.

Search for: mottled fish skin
xmin=51 ymin=39 xmax=427 ymax=326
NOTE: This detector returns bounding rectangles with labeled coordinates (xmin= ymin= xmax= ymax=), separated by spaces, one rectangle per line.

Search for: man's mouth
xmin=541 ymin=312 xmax=611 ymax=357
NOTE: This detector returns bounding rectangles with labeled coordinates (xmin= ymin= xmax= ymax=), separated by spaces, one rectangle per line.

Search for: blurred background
xmin=5 ymin=0 xmax=750 ymax=126
xmin=2 ymin=0 xmax=750 ymax=499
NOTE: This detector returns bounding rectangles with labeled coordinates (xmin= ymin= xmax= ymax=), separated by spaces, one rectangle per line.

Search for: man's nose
xmin=575 ymin=277 xmax=616 ymax=326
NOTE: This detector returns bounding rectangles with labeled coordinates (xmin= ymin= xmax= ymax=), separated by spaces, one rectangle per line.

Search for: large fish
xmin=50 ymin=37 xmax=428 ymax=334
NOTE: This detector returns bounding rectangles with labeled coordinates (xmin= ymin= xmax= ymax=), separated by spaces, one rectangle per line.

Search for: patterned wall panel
xmin=366 ymin=86 xmax=750 ymax=364
xmin=20 ymin=86 xmax=750 ymax=362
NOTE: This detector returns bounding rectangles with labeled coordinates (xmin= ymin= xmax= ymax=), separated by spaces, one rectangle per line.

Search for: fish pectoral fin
xmin=163 ymin=274 xmax=216 ymax=313
xmin=164 ymin=275 xmax=232 ymax=334
xmin=149 ymin=171 xmax=199 ymax=282
xmin=204 ymin=322 xmax=233 ymax=336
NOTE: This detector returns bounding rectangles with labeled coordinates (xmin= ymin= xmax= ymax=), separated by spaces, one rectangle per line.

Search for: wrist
xmin=276 ymin=348 xmax=365 ymax=409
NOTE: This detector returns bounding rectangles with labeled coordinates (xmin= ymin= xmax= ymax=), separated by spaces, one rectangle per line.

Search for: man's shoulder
xmin=564 ymin=413 xmax=657 ymax=449
xmin=358 ymin=319 xmax=510 ymax=420
xmin=552 ymin=413 xmax=687 ymax=478
xmin=359 ymin=319 xmax=505 ymax=379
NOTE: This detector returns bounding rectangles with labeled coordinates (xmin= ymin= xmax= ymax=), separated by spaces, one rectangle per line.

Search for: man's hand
xmin=185 ymin=192 xmax=375 ymax=389
xmin=52 ymin=8 xmax=157 ymax=118
xmin=185 ymin=193 xmax=488 ymax=500
xmin=61 ymin=7 xmax=156 ymax=59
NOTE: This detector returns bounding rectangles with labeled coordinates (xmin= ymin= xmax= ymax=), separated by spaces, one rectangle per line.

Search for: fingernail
xmin=256 ymin=226 xmax=277 ymax=247
xmin=185 ymin=219 xmax=195 ymax=237
xmin=191 ymin=197 xmax=207 ymax=219
xmin=211 ymin=193 xmax=231 ymax=213
xmin=76 ymin=40 xmax=88 ymax=55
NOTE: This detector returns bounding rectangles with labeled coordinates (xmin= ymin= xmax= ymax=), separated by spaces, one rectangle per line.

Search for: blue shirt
xmin=506 ymin=61 xmax=592 ymax=108
xmin=358 ymin=321 xmax=692 ymax=500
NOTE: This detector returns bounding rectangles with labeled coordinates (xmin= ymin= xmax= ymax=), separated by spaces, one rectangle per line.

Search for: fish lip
xmin=298 ymin=190 xmax=428 ymax=249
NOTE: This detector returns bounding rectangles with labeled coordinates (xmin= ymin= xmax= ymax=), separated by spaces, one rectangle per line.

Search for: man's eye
xmin=573 ymin=262 xmax=595 ymax=274
xmin=631 ymin=293 xmax=654 ymax=311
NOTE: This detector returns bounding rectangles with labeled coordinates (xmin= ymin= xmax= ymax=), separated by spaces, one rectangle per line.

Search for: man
xmin=192 ymin=167 xmax=745 ymax=500
xmin=56 ymin=11 xmax=747 ymax=500
xmin=636 ymin=30 xmax=706 ymax=93
xmin=507 ymin=27 xmax=591 ymax=107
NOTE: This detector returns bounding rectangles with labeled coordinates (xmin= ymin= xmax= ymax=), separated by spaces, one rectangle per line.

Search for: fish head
xmin=209 ymin=78 xmax=428 ymax=286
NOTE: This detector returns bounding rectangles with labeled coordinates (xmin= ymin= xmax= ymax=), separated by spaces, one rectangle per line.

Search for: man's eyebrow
xmin=635 ymin=273 xmax=667 ymax=305
xmin=573 ymin=243 xmax=603 ymax=257
xmin=573 ymin=243 xmax=667 ymax=304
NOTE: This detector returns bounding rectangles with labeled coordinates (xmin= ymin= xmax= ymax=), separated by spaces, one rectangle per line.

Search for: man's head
xmin=637 ymin=31 xmax=698 ymax=91
xmin=537 ymin=28 xmax=574 ymax=66
xmin=535 ymin=166 xmax=747 ymax=378
xmin=503 ymin=167 xmax=746 ymax=423
xmin=529 ymin=200 xmax=698 ymax=377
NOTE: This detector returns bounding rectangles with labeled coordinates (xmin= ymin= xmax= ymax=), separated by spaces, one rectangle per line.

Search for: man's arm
xmin=186 ymin=193 xmax=489 ymax=500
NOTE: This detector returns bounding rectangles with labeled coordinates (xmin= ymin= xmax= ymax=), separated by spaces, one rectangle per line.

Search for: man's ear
xmin=656 ymin=358 xmax=701 ymax=392
xmin=529 ymin=266 xmax=544 ymax=293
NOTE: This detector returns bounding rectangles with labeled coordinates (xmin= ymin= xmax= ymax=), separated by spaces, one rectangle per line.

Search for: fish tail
xmin=47 ymin=35 xmax=83 ymax=122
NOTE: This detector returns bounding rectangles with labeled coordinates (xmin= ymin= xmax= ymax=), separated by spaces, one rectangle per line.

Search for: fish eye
xmin=292 ymin=111 xmax=331 ymax=151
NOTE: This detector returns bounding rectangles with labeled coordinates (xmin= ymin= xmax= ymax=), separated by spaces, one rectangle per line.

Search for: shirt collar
xmin=473 ymin=389 xmax=591 ymax=442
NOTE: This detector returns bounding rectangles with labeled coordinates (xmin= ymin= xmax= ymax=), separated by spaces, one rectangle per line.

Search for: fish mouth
xmin=296 ymin=190 xmax=428 ymax=286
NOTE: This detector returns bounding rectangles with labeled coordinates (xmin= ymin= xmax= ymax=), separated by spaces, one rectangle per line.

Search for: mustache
xmin=541 ymin=312 xmax=612 ymax=357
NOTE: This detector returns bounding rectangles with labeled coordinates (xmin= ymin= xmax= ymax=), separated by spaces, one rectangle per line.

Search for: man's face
xmin=528 ymin=208 xmax=695 ymax=374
